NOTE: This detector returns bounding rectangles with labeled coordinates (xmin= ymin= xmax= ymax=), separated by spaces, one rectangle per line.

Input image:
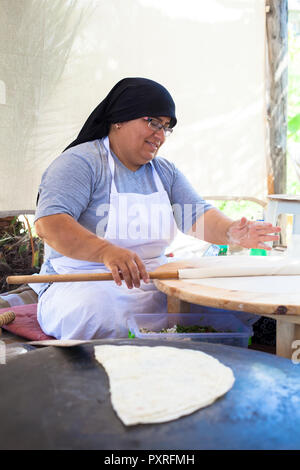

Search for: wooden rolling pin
xmin=7 ymin=256 xmax=300 ymax=285
xmin=6 ymin=271 xmax=178 ymax=284
xmin=0 ymin=310 xmax=15 ymax=326
xmin=6 ymin=261 xmax=198 ymax=285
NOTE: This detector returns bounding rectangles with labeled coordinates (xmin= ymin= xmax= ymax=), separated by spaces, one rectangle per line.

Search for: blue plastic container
xmin=128 ymin=312 xmax=252 ymax=348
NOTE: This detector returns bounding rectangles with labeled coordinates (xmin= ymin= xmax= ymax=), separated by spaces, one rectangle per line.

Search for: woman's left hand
xmin=227 ymin=217 xmax=281 ymax=251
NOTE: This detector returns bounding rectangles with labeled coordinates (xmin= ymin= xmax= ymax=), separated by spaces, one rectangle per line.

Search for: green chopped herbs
xmin=175 ymin=324 xmax=217 ymax=333
xmin=139 ymin=324 xmax=232 ymax=334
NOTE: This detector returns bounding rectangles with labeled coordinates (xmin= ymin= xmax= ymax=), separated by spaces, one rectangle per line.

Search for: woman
xmin=33 ymin=77 xmax=280 ymax=339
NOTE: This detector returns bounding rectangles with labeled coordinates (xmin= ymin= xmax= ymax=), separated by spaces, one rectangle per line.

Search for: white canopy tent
xmin=0 ymin=0 xmax=268 ymax=216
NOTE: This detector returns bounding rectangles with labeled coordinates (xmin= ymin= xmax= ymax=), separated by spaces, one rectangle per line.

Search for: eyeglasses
xmin=143 ymin=117 xmax=173 ymax=137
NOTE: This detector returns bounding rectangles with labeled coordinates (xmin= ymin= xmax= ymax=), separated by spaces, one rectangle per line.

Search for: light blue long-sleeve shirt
xmin=34 ymin=137 xmax=213 ymax=295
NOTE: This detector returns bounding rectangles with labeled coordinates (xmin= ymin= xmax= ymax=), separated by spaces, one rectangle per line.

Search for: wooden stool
xmin=265 ymin=194 xmax=300 ymax=234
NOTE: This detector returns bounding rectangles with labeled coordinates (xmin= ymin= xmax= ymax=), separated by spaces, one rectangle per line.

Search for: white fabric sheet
xmin=1 ymin=0 xmax=266 ymax=214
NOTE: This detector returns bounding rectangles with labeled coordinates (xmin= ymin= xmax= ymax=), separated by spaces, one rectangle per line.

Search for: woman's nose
xmin=153 ymin=127 xmax=166 ymax=141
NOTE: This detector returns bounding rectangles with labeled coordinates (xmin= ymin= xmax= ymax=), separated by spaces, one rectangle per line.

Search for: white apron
xmin=37 ymin=137 xmax=177 ymax=339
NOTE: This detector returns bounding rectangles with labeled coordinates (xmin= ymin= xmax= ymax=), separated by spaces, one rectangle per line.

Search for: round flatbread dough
xmin=94 ymin=344 xmax=235 ymax=426
xmin=179 ymin=255 xmax=300 ymax=279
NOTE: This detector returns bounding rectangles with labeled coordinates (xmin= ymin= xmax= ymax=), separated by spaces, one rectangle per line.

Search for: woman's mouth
xmin=145 ymin=140 xmax=159 ymax=152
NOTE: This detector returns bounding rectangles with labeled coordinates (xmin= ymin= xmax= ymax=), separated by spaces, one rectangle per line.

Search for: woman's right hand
xmin=100 ymin=243 xmax=150 ymax=289
xmin=35 ymin=214 xmax=149 ymax=289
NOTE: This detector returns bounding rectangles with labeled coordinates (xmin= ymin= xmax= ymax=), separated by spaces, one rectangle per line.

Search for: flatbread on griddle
xmin=94 ymin=345 xmax=235 ymax=426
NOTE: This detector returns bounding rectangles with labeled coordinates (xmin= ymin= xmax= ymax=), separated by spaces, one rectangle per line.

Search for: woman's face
xmin=109 ymin=116 xmax=171 ymax=171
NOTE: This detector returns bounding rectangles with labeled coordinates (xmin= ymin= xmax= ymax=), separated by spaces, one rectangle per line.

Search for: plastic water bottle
xmin=250 ymin=219 xmax=267 ymax=256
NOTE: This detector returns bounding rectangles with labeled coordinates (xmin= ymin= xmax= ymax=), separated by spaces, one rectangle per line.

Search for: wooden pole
xmin=265 ymin=0 xmax=288 ymax=195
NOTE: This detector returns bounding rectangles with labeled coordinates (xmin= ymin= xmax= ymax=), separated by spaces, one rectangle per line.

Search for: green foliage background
xmin=287 ymin=21 xmax=300 ymax=194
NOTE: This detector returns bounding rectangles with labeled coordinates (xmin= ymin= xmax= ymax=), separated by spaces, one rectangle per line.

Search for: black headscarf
xmin=64 ymin=77 xmax=177 ymax=151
